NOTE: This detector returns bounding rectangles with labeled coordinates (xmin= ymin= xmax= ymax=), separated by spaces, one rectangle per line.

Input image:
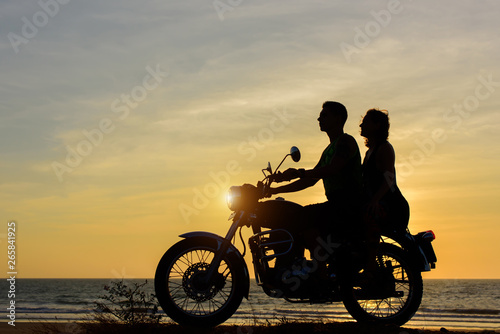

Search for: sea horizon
xmin=1 ymin=278 xmax=498 ymax=331
xmin=7 ymin=277 xmax=500 ymax=280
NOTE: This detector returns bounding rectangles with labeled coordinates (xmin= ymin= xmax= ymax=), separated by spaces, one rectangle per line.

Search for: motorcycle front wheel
xmin=341 ymin=243 xmax=423 ymax=326
xmin=154 ymin=236 xmax=246 ymax=327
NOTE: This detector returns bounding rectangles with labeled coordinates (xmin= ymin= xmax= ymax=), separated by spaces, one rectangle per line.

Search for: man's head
xmin=318 ymin=101 xmax=348 ymax=132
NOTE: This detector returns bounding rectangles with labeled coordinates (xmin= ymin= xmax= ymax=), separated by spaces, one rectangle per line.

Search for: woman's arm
xmin=370 ymin=142 xmax=396 ymax=203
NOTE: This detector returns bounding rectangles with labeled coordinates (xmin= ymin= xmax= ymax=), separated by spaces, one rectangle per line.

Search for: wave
xmin=8 ymin=279 xmax=499 ymax=330
xmin=446 ymin=308 xmax=500 ymax=315
xmin=236 ymin=309 xmax=348 ymax=317
xmin=235 ymin=307 xmax=500 ymax=323
xmin=17 ymin=307 xmax=93 ymax=314
xmin=419 ymin=307 xmax=500 ymax=316
xmin=54 ymin=299 xmax=92 ymax=306
xmin=20 ymin=306 xmax=498 ymax=318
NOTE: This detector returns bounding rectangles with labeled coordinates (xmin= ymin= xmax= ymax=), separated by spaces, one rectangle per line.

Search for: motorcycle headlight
xmin=226 ymin=186 xmax=242 ymax=211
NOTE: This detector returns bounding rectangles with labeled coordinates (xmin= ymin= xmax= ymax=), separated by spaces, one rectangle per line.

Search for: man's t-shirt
xmin=317 ymin=134 xmax=362 ymax=202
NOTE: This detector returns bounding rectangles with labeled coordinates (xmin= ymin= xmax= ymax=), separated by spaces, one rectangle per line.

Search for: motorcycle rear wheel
xmin=341 ymin=243 xmax=423 ymax=326
xmin=154 ymin=236 xmax=246 ymax=327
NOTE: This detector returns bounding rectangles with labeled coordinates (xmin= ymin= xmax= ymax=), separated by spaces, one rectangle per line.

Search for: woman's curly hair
xmin=363 ymin=108 xmax=390 ymax=148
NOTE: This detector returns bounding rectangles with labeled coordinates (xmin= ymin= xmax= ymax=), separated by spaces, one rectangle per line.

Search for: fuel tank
xmin=254 ymin=198 xmax=304 ymax=229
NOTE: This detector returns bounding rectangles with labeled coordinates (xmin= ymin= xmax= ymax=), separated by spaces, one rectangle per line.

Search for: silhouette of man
xmin=268 ymin=101 xmax=362 ymax=272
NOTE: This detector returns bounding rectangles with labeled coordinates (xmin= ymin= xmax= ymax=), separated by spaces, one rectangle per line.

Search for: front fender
xmin=179 ymin=231 xmax=250 ymax=299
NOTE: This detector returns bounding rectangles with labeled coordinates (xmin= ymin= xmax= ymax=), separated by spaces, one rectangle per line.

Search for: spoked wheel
xmin=155 ymin=236 xmax=246 ymax=327
xmin=341 ymin=244 xmax=423 ymax=326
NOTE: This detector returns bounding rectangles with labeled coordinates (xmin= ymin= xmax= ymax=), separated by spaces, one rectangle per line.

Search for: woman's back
xmin=362 ymin=141 xmax=409 ymax=232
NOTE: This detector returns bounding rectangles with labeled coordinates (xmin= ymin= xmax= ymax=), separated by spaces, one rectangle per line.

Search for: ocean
xmin=1 ymin=279 xmax=498 ymax=331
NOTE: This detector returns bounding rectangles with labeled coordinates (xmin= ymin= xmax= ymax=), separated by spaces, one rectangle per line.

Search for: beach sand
xmin=2 ymin=322 xmax=498 ymax=334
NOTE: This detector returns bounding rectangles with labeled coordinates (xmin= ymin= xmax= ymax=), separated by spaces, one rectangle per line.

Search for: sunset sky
xmin=1 ymin=1 xmax=499 ymax=279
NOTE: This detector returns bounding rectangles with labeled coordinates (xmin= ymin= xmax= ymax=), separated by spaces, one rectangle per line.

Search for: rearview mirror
xmin=290 ymin=146 xmax=301 ymax=162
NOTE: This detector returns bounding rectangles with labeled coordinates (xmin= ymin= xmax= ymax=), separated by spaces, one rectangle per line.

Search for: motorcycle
xmin=155 ymin=147 xmax=437 ymax=327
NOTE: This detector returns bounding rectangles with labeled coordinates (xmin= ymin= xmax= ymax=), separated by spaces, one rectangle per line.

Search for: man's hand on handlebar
xmin=264 ymin=187 xmax=275 ymax=198
xmin=272 ymin=168 xmax=300 ymax=183
xmin=266 ymin=168 xmax=303 ymax=197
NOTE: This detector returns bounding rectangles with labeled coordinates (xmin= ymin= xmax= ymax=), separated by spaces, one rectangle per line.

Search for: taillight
xmin=422 ymin=230 xmax=435 ymax=241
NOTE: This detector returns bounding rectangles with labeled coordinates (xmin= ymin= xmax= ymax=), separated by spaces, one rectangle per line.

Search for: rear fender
xmin=179 ymin=231 xmax=250 ymax=298
xmin=382 ymin=231 xmax=433 ymax=272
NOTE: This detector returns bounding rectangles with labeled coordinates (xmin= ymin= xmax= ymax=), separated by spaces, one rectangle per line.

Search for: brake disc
xmin=182 ymin=263 xmax=225 ymax=302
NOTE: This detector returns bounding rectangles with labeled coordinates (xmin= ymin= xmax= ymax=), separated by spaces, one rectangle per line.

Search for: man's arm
xmin=269 ymin=134 xmax=357 ymax=196
xmin=269 ymin=177 xmax=319 ymax=196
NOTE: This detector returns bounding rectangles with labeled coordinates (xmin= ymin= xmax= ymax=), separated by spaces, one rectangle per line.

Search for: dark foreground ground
xmin=4 ymin=322 xmax=498 ymax=334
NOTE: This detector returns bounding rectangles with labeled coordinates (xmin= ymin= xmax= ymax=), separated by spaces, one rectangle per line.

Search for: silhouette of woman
xmin=360 ymin=109 xmax=409 ymax=273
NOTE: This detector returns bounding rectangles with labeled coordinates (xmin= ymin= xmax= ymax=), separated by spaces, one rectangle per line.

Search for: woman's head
xmin=360 ymin=108 xmax=390 ymax=147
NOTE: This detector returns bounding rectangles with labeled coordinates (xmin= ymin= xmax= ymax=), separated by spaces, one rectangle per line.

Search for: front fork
xmin=202 ymin=211 xmax=246 ymax=284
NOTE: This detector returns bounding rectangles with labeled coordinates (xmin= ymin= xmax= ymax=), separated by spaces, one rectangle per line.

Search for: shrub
xmin=92 ymin=279 xmax=162 ymax=326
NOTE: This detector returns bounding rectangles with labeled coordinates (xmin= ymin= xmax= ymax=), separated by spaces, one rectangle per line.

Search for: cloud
xmin=1 ymin=0 xmax=500 ymax=277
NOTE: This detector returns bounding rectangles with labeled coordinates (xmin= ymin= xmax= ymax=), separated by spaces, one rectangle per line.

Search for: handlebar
xmin=257 ymin=171 xmax=287 ymax=199
xmin=256 ymin=146 xmax=302 ymax=199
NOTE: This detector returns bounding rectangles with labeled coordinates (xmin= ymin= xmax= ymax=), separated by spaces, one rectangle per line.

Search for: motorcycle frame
xmin=181 ymin=211 xmax=251 ymax=299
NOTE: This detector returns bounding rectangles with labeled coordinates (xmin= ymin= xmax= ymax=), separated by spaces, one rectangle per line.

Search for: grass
xmin=26 ymin=319 xmax=498 ymax=334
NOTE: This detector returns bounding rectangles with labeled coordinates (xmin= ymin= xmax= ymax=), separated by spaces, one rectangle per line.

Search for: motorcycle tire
xmin=341 ymin=243 xmax=423 ymax=326
xmin=155 ymin=236 xmax=247 ymax=327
